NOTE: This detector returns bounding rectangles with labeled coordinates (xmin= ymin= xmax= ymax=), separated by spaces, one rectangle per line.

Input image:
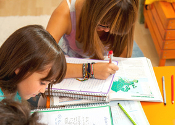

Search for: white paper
xmin=104 ymin=57 xmax=163 ymax=102
xmin=48 ymin=57 xmax=117 ymax=98
xmin=110 ymin=100 xmax=150 ymax=125
xmin=34 ymin=105 xmax=113 ymax=125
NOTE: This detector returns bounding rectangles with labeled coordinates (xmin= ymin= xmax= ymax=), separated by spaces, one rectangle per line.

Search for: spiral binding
xmin=45 ymin=91 xmax=109 ymax=101
xmin=32 ymin=102 xmax=109 ymax=112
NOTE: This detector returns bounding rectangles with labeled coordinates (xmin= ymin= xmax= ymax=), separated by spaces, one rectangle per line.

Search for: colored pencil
xmin=118 ymin=103 xmax=136 ymax=125
xmin=162 ymin=76 xmax=166 ymax=105
xmin=172 ymin=75 xmax=174 ymax=104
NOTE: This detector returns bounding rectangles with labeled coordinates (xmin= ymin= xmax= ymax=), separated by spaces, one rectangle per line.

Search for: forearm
xmin=65 ymin=63 xmax=83 ymax=78
xmin=64 ymin=62 xmax=119 ymax=80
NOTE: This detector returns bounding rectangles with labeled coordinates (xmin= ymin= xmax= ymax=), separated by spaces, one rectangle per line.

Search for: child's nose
xmin=39 ymin=86 xmax=46 ymax=93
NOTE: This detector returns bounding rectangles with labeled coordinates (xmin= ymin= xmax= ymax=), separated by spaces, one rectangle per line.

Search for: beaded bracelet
xmin=87 ymin=63 xmax=91 ymax=78
xmin=82 ymin=63 xmax=86 ymax=78
xmin=76 ymin=63 xmax=89 ymax=81
xmin=76 ymin=62 xmax=95 ymax=82
xmin=91 ymin=62 xmax=95 ymax=78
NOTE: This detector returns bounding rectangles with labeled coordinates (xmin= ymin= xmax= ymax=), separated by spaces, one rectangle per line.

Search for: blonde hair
xmin=78 ymin=0 xmax=139 ymax=59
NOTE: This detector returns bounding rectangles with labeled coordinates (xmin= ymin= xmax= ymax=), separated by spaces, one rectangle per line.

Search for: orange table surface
xmin=141 ymin=66 xmax=175 ymax=125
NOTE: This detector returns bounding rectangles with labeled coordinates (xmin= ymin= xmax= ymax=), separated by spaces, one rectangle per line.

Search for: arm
xmin=65 ymin=63 xmax=119 ymax=80
xmin=46 ymin=0 xmax=71 ymax=43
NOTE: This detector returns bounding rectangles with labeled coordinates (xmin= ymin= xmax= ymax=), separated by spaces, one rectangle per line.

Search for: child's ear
xmin=15 ymin=68 xmax=20 ymax=74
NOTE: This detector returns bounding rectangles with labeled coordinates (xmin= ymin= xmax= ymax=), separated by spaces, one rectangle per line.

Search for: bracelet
xmin=82 ymin=63 xmax=86 ymax=78
xmin=91 ymin=62 xmax=95 ymax=78
xmin=76 ymin=63 xmax=89 ymax=82
xmin=87 ymin=63 xmax=91 ymax=78
xmin=76 ymin=62 xmax=95 ymax=82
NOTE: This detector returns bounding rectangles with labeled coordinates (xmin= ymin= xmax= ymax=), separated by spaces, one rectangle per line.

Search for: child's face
xmin=17 ymin=68 xmax=51 ymax=100
xmin=96 ymin=24 xmax=110 ymax=32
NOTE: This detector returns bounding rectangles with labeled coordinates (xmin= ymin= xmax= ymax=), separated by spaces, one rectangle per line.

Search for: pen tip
xmin=164 ymin=103 xmax=166 ymax=105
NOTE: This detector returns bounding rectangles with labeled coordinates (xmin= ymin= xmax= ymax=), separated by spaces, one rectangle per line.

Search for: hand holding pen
xmin=93 ymin=63 xmax=119 ymax=80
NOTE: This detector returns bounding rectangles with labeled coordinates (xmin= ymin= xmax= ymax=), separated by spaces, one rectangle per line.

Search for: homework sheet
xmin=48 ymin=96 xmax=150 ymax=125
xmin=33 ymin=105 xmax=113 ymax=125
xmin=110 ymin=100 xmax=150 ymax=125
xmin=104 ymin=57 xmax=163 ymax=102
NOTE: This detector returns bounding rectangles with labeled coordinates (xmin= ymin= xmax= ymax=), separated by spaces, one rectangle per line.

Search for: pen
xmin=162 ymin=76 xmax=166 ymax=105
xmin=171 ymin=75 xmax=174 ymax=104
xmin=108 ymin=50 xmax=113 ymax=63
xmin=118 ymin=103 xmax=136 ymax=125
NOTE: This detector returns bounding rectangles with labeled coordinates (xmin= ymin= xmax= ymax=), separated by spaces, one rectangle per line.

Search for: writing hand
xmin=93 ymin=63 xmax=119 ymax=80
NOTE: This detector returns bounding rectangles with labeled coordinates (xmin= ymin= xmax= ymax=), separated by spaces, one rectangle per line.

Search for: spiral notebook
xmin=32 ymin=104 xmax=113 ymax=125
xmin=37 ymin=99 xmax=150 ymax=125
xmin=46 ymin=57 xmax=118 ymax=101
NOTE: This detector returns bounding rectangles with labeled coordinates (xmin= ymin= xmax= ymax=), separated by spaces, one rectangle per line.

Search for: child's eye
xmin=40 ymin=82 xmax=46 ymax=85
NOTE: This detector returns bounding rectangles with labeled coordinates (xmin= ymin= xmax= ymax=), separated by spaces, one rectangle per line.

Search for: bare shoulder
xmin=54 ymin=0 xmax=70 ymax=13
xmin=51 ymin=0 xmax=70 ymax=22
xmin=46 ymin=0 xmax=72 ymax=43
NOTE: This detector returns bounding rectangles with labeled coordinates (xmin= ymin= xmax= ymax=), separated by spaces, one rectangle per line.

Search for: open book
xmin=47 ymin=57 xmax=162 ymax=102
xmin=46 ymin=57 xmax=118 ymax=101
xmin=106 ymin=57 xmax=163 ymax=102
xmin=32 ymin=104 xmax=113 ymax=125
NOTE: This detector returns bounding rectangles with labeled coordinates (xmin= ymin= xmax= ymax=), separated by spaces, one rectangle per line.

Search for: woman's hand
xmin=93 ymin=63 xmax=119 ymax=80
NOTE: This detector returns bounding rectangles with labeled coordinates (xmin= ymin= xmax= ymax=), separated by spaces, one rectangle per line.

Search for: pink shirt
xmin=58 ymin=0 xmax=88 ymax=58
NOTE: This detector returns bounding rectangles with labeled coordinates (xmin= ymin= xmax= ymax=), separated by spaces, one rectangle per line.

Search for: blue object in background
xmin=132 ymin=41 xmax=144 ymax=57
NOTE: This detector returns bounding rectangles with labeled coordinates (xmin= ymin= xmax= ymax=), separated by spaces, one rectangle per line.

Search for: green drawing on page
xmin=111 ymin=77 xmax=138 ymax=92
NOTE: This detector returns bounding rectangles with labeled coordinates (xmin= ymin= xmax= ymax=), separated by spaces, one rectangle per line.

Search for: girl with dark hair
xmin=0 ymin=25 xmax=67 ymax=101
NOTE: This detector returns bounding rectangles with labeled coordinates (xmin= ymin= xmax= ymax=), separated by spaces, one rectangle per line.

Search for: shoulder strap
xmin=66 ymin=0 xmax=71 ymax=8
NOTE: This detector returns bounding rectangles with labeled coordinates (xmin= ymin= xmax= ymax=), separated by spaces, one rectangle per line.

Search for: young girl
xmin=46 ymin=0 xmax=138 ymax=79
xmin=0 ymin=25 xmax=67 ymax=101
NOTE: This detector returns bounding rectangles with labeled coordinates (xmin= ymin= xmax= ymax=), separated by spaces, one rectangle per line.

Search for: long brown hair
xmin=0 ymin=25 xmax=67 ymax=97
xmin=78 ymin=0 xmax=139 ymax=59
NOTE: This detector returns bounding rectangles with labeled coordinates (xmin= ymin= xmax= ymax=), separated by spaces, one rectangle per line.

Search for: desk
xmin=141 ymin=66 xmax=175 ymax=125
xmin=44 ymin=66 xmax=175 ymax=124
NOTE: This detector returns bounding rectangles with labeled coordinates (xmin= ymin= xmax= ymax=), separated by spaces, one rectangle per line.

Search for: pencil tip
xmin=172 ymin=101 xmax=174 ymax=104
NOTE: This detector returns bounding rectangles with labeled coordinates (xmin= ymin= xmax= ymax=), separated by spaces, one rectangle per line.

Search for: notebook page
xmin=51 ymin=57 xmax=118 ymax=95
xmin=110 ymin=101 xmax=149 ymax=125
xmin=35 ymin=105 xmax=113 ymax=125
xmin=105 ymin=57 xmax=163 ymax=102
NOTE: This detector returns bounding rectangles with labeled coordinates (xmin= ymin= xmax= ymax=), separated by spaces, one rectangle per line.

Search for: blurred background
xmin=0 ymin=0 xmax=175 ymax=67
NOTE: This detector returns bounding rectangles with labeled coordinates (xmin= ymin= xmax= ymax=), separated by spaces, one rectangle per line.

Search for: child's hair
xmin=78 ymin=0 xmax=139 ymax=59
xmin=0 ymin=25 xmax=67 ymax=96
xmin=0 ymin=98 xmax=44 ymax=125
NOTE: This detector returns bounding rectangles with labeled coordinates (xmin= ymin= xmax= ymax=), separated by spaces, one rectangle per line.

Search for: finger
xmin=109 ymin=63 xmax=119 ymax=71
xmin=110 ymin=70 xmax=116 ymax=74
